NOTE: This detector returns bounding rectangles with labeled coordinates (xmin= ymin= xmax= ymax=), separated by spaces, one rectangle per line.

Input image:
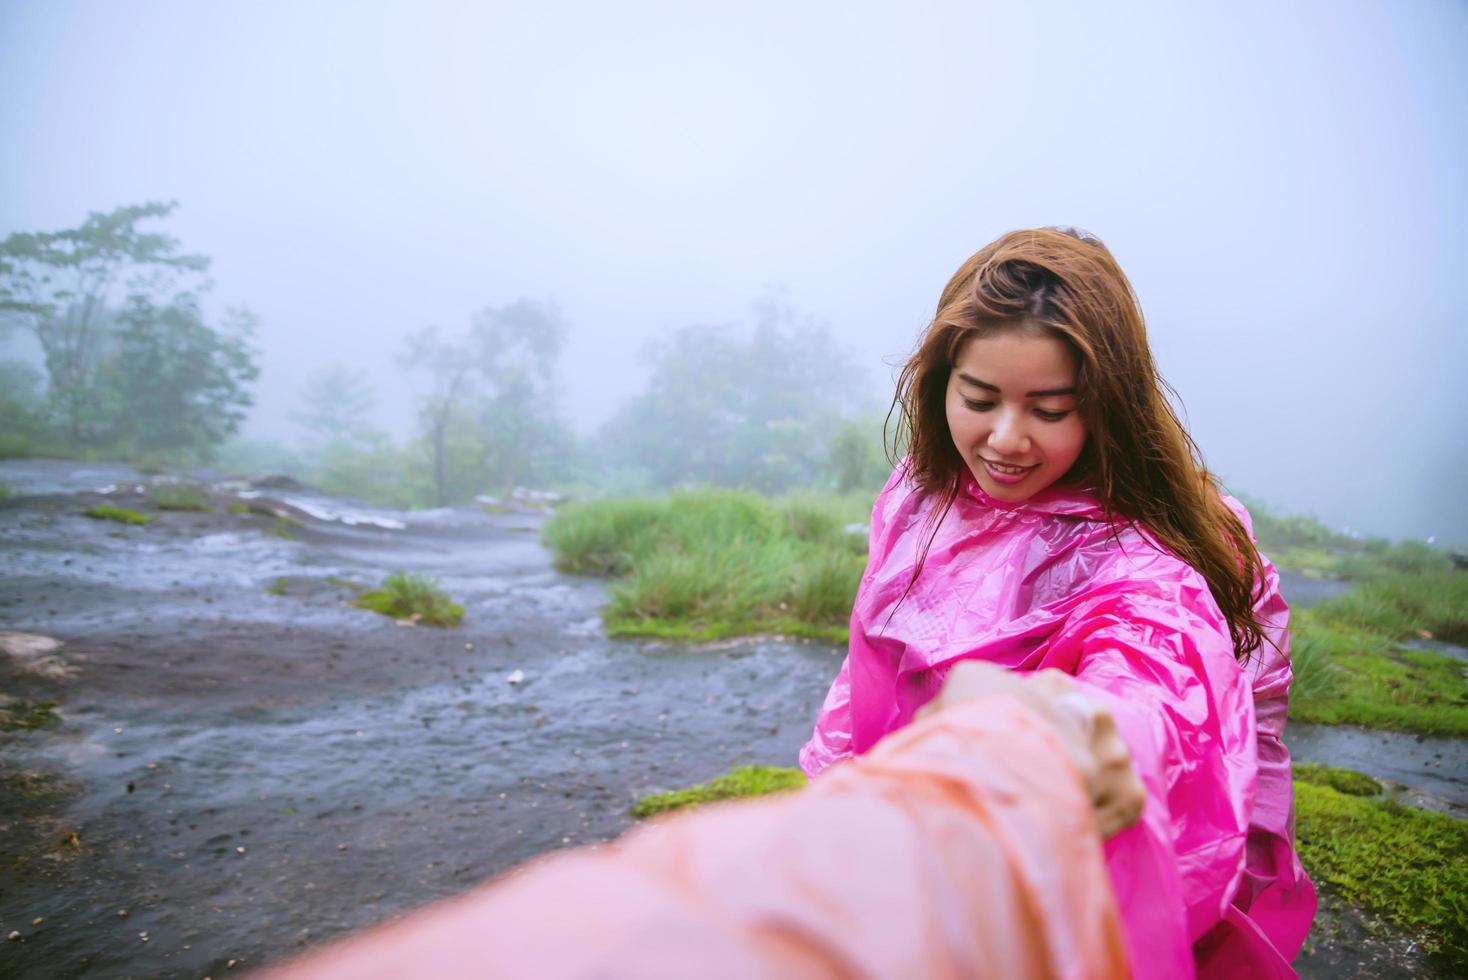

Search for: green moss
xmin=152 ymin=484 xmax=210 ymax=511
xmin=1288 ymin=612 xmax=1468 ymax=736
xmin=632 ymin=765 xmax=805 ymax=819
xmin=0 ymin=481 xmax=12 ymax=500
xmin=83 ymin=504 xmax=151 ymax=525
xmin=1295 ymin=778 xmax=1468 ymax=969
xmin=267 ymin=577 xmax=289 ymax=596
xmin=228 ymin=501 xmax=249 ymax=514
xmin=269 ymin=515 xmax=304 ymax=539
xmin=355 ymin=571 xmax=465 ymax=627
xmin=544 ymin=490 xmax=869 ymax=643
xmin=0 ymin=699 xmax=60 ymax=732
xmin=1293 ymin=763 xmax=1382 ymax=797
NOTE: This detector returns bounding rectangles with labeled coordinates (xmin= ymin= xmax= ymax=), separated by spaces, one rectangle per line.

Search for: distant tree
xmin=94 ymin=296 xmax=259 ymax=460
xmin=400 ymin=324 xmax=480 ymax=507
xmin=597 ymin=295 xmax=874 ymax=492
xmin=291 ymin=364 xmax=380 ymax=451
xmin=0 ymin=360 xmax=44 ymax=456
xmin=0 ymin=202 xmax=210 ymax=446
xmin=401 ymin=300 xmax=575 ymax=505
xmin=466 ymin=299 xmax=574 ymax=493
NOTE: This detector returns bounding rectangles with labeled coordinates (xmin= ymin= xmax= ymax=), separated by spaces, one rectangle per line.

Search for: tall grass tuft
xmin=355 ymin=571 xmax=465 ymax=627
xmin=544 ymin=489 xmax=871 ymax=642
xmin=1313 ymin=571 xmax=1468 ymax=644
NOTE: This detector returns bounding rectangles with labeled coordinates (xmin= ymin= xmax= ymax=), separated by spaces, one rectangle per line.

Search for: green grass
xmin=1288 ymin=612 xmax=1468 ymax=736
xmin=1310 ymin=571 xmax=1468 ymax=644
xmin=228 ymin=501 xmax=249 ymax=514
xmin=1293 ymin=762 xmax=1382 ymax=797
xmin=0 ymin=481 xmax=12 ymax=499
xmin=354 ymin=571 xmax=465 ymax=627
xmin=151 ymin=484 xmax=211 ymax=511
xmin=0 ymin=699 xmax=61 ymax=732
xmin=631 ymin=764 xmax=805 ymax=818
xmin=83 ymin=504 xmax=151 ymax=525
xmin=1295 ymin=778 xmax=1468 ymax=969
xmin=543 ymin=489 xmax=869 ymax=641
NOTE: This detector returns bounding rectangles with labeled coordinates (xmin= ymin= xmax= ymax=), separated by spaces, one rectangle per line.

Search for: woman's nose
xmin=987 ymin=412 xmax=1030 ymax=456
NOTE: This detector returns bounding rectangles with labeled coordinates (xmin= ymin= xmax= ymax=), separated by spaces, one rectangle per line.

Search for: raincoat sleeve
xmin=799 ymin=465 xmax=908 ymax=777
xmin=1048 ymin=567 xmax=1257 ymax=979
xmin=263 ymin=695 xmax=1130 ymax=980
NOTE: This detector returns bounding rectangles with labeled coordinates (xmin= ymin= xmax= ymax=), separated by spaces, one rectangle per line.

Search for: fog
xmin=2 ymin=0 xmax=1465 ymax=542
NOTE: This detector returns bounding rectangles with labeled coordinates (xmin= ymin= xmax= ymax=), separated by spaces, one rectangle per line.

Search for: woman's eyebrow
xmin=956 ymin=372 xmax=1075 ymax=398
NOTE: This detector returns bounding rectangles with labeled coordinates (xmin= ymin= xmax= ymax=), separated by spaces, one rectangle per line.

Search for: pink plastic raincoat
xmin=802 ymin=464 xmax=1316 ymax=978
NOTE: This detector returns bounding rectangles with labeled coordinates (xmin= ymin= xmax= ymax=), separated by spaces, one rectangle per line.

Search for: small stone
xmin=31 ymin=917 xmax=42 ymax=925
xmin=117 ymin=909 xmax=129 ymax=917
xmin=6 ymin=931 xmax=19 ymax=941
xmin=507 ymin=669 xmax=525 ymax=686
xmin=337 ymin=843 xmax=347 ymax=851
xmin=236 ymin=846 xmax=246 ymax=854
xmin=228 ymin=959 xmax=238 ymax=968
xmin=464 ymin=642 xmax=473 ymax=650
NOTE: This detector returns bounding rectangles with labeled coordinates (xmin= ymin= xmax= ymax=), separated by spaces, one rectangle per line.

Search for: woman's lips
xmin=981 ymin=457 xmax=1037 ymax=486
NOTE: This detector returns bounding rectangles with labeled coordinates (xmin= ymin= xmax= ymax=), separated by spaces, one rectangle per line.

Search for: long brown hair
xmin=889 ymin=227 xmax=1267 ymax=660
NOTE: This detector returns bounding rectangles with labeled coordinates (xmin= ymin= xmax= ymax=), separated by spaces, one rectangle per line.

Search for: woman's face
xmin=944 ymin=329 xmax=1088 ymax=502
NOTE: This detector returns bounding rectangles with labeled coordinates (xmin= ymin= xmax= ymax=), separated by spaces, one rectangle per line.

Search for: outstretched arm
xmin=265 ymin=664 xmax=1139 ymax=980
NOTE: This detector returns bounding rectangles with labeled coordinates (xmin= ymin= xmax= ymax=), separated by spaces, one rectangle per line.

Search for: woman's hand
xmin=919 ymin=661 xmax=1146 ymax=839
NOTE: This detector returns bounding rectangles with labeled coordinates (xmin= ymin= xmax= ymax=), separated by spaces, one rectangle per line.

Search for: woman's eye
xmin=1035 ymin=409 xmax=1071 ymax=422
xmin=962 ymin=399 xmax=994 ymax=412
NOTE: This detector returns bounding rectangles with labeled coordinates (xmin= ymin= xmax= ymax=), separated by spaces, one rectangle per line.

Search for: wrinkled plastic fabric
xmin=265 ymin=696 xmax=1129 ymax=980
xmin=801 ymin=464 xmax=1316 ymax=979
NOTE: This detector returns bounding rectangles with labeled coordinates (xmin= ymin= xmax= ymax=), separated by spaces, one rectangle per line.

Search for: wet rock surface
xmin=0 ymin=461 xmax=838 ymax=978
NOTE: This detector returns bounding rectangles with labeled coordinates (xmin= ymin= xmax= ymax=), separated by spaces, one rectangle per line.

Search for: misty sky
xmin=2 ymin=1 xmax=1465 ymax=543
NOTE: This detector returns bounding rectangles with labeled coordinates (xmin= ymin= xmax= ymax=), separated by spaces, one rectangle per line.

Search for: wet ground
xmin=0 ymin=461 xmax=838 ymax=978
xmin=0 ymin=459 xmax=1458 ymax=978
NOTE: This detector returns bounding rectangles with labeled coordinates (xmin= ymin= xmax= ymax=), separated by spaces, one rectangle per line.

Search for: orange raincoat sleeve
xmin=264 ymin=695 xmax=1129 ymax=980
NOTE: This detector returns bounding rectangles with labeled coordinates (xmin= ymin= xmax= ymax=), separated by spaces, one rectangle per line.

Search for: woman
xmin=801 ymin=228 xmax=1315 ymax=978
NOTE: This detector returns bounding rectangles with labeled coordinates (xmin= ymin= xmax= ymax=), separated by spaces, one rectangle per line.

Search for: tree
xmin=0 ymin=202 xmax=210 ymax=446
xmin=400 ymin=299 xmax=575 ymax=506
xmin=95 ymin=296 xmax=259 ymax=460
xmin=597 ymin=295 xmax=874 ymax=492
xmin=400 ymin=324 xmax=479 ymax=507
xmin=466 ymin=300 xmax=573 ymax=493
xmin=291 ymin=364 xmax=380 ymax=451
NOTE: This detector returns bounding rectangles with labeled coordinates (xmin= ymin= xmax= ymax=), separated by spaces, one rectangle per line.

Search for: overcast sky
xmin=2 ymin=0 xmax=1465 ymax=543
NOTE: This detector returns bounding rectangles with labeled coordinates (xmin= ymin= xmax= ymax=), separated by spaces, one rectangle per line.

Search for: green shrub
xmin=544 ymin=489 xmax=870 ymax=642
xmin=151 ymin=484 xmax=211 ymax=511
xmin=355 ymin=571 xmax=465 ymax=627
xmin=632 ymin=765 xmax=805 ymax=819
xmin=1295 ymin=778 xmax=1468 ymax=969
xmin=84 ymin=504 xmax=151 ymax=525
